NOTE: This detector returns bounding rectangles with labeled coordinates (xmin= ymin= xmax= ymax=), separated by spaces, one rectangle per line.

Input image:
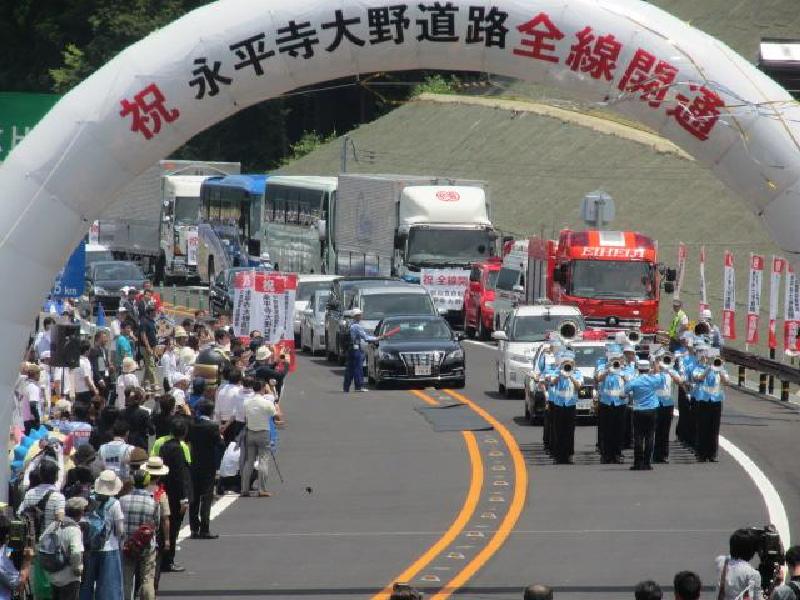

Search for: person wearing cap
xmin=668 ymin=299 xmax=690 ymax=352
xmin=692 ymin=348 xmax=729 ymax=462
xmin=700 ymin=308 xmax=723 ymax=349
xmin=142 ymin=456 xmax=171 ymax=581
xmin=596 ymin=346 xmax=627 ymax=464
xmin=43 ymin=496 xmax=86 ymax=600
xmin=115 ymin=357 xmax=140 ymax=411
xmin=170 ymin=374 xmax=191 ymax=409
xmin=675 ymin=332 xmax=696 ymax=446
xmin=344 ymin=309 xmax=382 ymax=393
xmin=119 ymin=468 xmax=160 ymax=600
xmin=623 ymin=360 xmax=667 ymax=470
xmin=20 ymin=363 xmax=42 ymax=434
xmin=652 ymin=351 xmax=684 ymax=464
xmin=177 ymin=345 xmax=197 ymax=377
xmin=547 ymin=352 xmax=583 ymax=465
xmin=81 ymin=470 xmax=125 ymax=599
xmin=533 ymin=342 xmax=558 ymax=454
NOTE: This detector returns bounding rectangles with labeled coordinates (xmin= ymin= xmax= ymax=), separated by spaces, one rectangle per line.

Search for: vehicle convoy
xmin=294 ymin=275 xmax=340 ymax=339
xmin=463 ymin=258 xmax=502 ymax=339
xmin=324 ymin=277 xmax=407 ymax=363
xmin=523 ymin=339 xmax=607 ymax=424
xmin=346 ymin=285 xmax=438 ymax=340
xmin=494 ymin=230 xmax=675 ymax=337
xmin=300 ymin=290 xmax=331 ymax=355
xmin=86 ymin=260 xmax=146 ymax=313
xmin=366 ymin=315 xmax=466 ymax=389
xmin=329 ymin=174 xmax=498 ymax=322
xmin=94 ymin=160 xmax=240 ymax=281
xmin=493 ymin=304 xmax=585 ymax=397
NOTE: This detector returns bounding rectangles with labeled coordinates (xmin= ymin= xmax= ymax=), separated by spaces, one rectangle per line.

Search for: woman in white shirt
xmin=115 ymin=357 xmax=140 ymax=410
xmin=159 ymin=337 xmax=179 ymax=388
xmin=72 ymin=342 xmax=97 ymax=408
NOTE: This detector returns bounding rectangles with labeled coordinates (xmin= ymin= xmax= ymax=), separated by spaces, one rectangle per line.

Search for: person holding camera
xmin=716 ymin=529 xmax=763 ymax=600
xmin=0 ymin=513 xmax=33 ymax=599
xmin=692 ymin=347 xmax=729 ymax=462
xmin=770 ymin=545 xmax=800 ymax=600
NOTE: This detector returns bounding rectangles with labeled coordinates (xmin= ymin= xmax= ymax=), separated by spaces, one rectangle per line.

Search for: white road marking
xmin=176 ymin=494 xmax=238 ymax=543
xmin=464 ymin=340 xmax=496 ymax=350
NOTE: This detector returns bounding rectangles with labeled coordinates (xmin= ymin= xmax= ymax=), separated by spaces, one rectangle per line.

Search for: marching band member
xmin=596 ymin=345 xmax=626 ymax=464
xmin=652 ymin=351 xmax=683 ymax=464
xmin=692 ymin=348 xmax=729 ymax=462
xmin=549 ymin=351 xmax=583 ymax=465
xmin=624 ymin=359 xmax=666 ymax=471
xmin=674 ymin=332 xmax=695 ymax=445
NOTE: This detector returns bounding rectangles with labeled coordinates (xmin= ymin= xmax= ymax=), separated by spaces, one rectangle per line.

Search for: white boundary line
xmin=176 ymin=494 xmax=238 ymax=543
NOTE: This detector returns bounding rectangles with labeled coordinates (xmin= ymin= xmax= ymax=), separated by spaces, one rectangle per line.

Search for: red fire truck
xmin=494 ymin=230 xmax=675 ymax=335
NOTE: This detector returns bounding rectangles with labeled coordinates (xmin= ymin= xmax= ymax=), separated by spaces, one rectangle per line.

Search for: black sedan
xmin=366 ymin=315 xmax=466 ymax=389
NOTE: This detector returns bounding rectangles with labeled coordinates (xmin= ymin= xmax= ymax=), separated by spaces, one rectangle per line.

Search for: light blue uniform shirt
xmin=598 ymin=368 xmax=626 ymax=406
xmin=349 ymin=321 xmax=376 ymax=350
xmin=551 ymin=371 xmax=584 ymax=407
xmin=680 ymin=354 xmax=699 ymax=397
xmin=543 ymin=365 xmax=559 ymax=403
xmin=624 ymin=373 xmax=666 ymax=411
xmin=693 ymin=367 xmax=726 ymax=402
xmin=656 ymin=369 xmax=679 ymax=407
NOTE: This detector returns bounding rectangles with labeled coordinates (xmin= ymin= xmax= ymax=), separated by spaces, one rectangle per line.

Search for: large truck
xmin=330 ymin=174 xmax=498 ymax=320
xmin=93 ymin=160 xmax=240 ymax=281
xmin=494 ymin=229 xmax=675 ymax=335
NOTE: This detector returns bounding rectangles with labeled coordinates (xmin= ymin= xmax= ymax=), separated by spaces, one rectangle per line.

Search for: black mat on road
xmin=415 ymin=402 xmax=494 ymax=432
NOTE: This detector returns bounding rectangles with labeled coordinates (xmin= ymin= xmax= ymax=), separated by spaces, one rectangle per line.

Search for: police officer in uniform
xmin=596 ymin=345 xmax=626 ymax=464
xmin=692 ymin=347 xmax=729 ymax=462
xmin=548 ymin=351 xmax=583 ymax=465
xmin=343 ymin=309 xmax=382 ymax=392
xmin=624 ymin=359 xmax=666 ymax=471
xmin=652 ymin=350 xmax=683 ymax=464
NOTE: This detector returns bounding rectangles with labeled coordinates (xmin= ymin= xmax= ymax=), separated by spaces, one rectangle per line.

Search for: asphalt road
xmin=158 ymin=341 xmax=799 ymax=600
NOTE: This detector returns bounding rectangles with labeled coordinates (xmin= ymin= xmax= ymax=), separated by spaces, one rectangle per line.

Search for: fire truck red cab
xmin=463 ymin=257 xmax=502 ymax=339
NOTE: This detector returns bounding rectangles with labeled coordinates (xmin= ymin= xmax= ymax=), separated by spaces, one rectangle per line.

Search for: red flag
xmin=745 ymin=254 xmax=764 ymax=344
xmin=721 ymin=251 xmax=736 ymax=340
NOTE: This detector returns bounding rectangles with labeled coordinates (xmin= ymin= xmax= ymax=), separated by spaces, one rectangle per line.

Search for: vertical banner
xmin=186 ymin=230 xmax=199 ymax=266
xmin=232 ymin=271 xmax=298 ymax=370
xmin=674 ymin=242 xmax=687 ymax=300
xmin=784 ymin=265 xmax=800 ymax=353
xmin=722 ymin=251 xmax=736 ymax=340
xmin=745 ymin=254 xmax=764 ymax=344
xmin=768 ymin=256 xmax=785 ymax=350
xmin=699 ymin=245 xmax=709 ymax=314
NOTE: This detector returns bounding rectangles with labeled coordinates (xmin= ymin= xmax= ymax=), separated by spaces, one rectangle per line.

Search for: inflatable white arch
xmin=1 ymin=0 xmax=800 ymax=489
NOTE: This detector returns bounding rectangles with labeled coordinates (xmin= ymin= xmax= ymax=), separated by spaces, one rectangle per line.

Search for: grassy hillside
xmin=278 ymin=97 xmax=786 ymax=354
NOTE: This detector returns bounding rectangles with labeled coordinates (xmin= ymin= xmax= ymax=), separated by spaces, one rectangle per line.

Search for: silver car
xmin=300 ymin=290 xmax=330 ymax=355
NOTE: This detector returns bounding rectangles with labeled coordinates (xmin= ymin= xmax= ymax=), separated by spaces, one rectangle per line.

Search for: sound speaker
xmin=50 ymin=324 xmax=81 ymax=368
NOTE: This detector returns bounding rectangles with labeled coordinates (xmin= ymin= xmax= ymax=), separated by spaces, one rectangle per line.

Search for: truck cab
xmin=463 ymin=258 xmax=502 ymax=339
xmin=159 ymin=175 xmax=210 ymax=284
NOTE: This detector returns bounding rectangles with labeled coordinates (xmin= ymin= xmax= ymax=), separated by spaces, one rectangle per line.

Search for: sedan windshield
xmin=569 ymin=260 xmax=655 ymax=300
xmin=573 ymin=346 xmax=605 ymax=368
xmin=297 ymin=280 xmax=333 ymax=301
xmin=384 ymin=319 xmax=452 ymax=341
xmin=362 ymin=294 xmax=433 ymax=320
xmin=509 ymin=315 xmax=586 ymax=342
xmin=93 ymin=263 xmax=143 ymax=281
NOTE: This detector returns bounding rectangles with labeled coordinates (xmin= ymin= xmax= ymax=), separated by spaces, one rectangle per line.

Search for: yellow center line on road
xmin=432 ymin=389 xmax=528 ymax=600
xmin=372 ymin=389 xmax=484 ymax=600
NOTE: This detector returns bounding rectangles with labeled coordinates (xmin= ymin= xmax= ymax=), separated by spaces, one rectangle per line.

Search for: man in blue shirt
xmin=596 ymin=347 xmax=626 ymax=464
xmin=653 ymin=352 xmax=684 ymax=464
xmin=675 ymin=332 xmax=695 ymax=446
xmin=548 ymin=352 xmax=583 ymax=465
xmin=343 ymin=309 xmax=381 ymax=393
xmin=534 ymin=343 xmax=558 ymax=454
xmin=692 ymin=348 xmax=729 ymax=462
xmin=624 ymin=360 xmax=667 ymax=471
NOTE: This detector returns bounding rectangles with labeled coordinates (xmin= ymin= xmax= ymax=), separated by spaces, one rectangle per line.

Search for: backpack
xmin=85 ymin=497 xmax=112 ymax=552
xmin=123 ymin=524 xmax=155 ymax=560
xmin=37 ymin=521 xmax=77 ymax=572
xmin=21 ymin=491 xmax=53 ymax=540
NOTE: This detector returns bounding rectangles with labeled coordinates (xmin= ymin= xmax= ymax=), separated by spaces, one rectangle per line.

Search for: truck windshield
xmin=407 ymin=229 xmax=494 ymax=266
xmin=362 ymin=294 xmax=434 ymax=320
xmin=174 ymin=196 xmax=201 ymax=224
xmin=297 ymin=280 xmax=333 ymax=301
xmin=569 ymin=260 xmax=655 ymax=300
xmin=94 ymin=263 xmax=143 ymax=282
xmin=485 ymin=270 xmax=500 ymax=291
xmin=509 ymin=315 xmax=585 ymax=342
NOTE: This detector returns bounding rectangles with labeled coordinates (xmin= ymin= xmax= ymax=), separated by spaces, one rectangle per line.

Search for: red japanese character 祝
xmin=513 ymin=12 xmax=564 ymax=63
xmin=618 ymin=48 xmax=678 ymax=108
xmin=119 ymin=83 xmax=179 ymax=140
xmin=667 ymin=84 xmax=724 ymax=141
xmin=566 ymin=26 xmax=622 ymax=81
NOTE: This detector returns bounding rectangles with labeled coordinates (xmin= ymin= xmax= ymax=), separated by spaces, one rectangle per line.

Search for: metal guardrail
xmin=722 ymin=346 xmax=800 ymax=401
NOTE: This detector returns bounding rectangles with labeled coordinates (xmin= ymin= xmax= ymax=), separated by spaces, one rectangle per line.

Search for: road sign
xmin=52 ymin=241 xmax=86 ymax=299
xmin=0 ymin=92 xmax=61 ymax=162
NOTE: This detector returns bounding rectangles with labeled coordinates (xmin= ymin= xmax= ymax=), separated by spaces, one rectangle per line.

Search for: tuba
xmin=559 ymin=320 xmax=579 ymax=341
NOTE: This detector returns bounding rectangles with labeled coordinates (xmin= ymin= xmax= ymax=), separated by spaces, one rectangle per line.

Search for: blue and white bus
xmin=197 ymin=175 xmax=268 ymax=283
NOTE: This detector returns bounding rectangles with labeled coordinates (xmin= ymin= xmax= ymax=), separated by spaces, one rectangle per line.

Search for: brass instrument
xmin=712 ymin=357 xmax=724 ymax=370
xmin=609 ymin=359 xmax=622 ymax=371
xmin=559 ymin=320 xmax=578 ymax=341
xmin=661 ymin=352 xmax=675 ymax=367
xmin=561 ymin=360 xmax=575 ymax=374
xmin=694 ymin=321 xmax=710 ymax=337
xmin=627 ymin=330 xmax=642 ymax=344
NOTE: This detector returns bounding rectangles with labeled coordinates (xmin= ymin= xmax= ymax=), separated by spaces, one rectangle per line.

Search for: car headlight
xmin=484 ymin=301 xmax=494 ymax=309
xmin=339 ymin=319 xmax=347 ymax=327
xmin=93 ymin=286 xmax=108 ymax=295
xmin=509 ymin=353 xmax=531 ymax=364
xmin=447 ymin=348 xmax=464 ymax=360
xmin=378 ymin=349 xmax=396 ymax=360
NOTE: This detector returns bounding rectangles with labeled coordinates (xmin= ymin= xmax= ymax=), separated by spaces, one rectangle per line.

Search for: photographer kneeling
xmin=770 ymin=545 xmax=800 ymax=600
xmin=717 ymin=529 xmax=763 ymax=600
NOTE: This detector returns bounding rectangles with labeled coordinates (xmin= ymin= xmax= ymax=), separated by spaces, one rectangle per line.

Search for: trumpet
xmin=661 ymin=352 xmax=675 ymax=367
xmin=711 ymin=357 xmax=724 ymax=370
xmin=627 ymin=330 xmax=641 ymax=344
xmin=609 ymin=359 xmax=622 ymax=371
xmin=694 ymin=321 xmax=710 ymax=337
xmin=561 ymin=360 xmax=576 ymax=375
xmin=559 ymin=320 xmax=578 ymax=341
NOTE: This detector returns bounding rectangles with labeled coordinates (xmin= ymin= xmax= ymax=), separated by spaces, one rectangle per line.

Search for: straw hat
xmin=55 ymin=399 xmax=72 ymax=415
xmin=122 ymin=357 xmax=138 ymax=374
xmin=143 ymin=456 xmax=169 ymax=476
xmin=255 ymin=346 xmax=272 ymax=361
xmin=94 ymin=470 xmax=123 ymax=496
xmin=174 ymin=325 xmax=188 ymax=338
xmin=25 ymin=363 xmax=41 ymax=377
xmin=128 ymin=447 xmax=149 ymax=468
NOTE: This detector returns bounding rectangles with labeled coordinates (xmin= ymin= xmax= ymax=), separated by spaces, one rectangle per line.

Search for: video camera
xmin=747 ymin=524 xmax=785 ymax=594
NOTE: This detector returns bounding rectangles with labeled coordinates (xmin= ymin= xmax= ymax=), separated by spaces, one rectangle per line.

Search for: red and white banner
xmin=232 ymin=270 xmax=298 ymax=369
xmin=722 ymin=251 xmax=736 ymax=340
xmin=784 ymin=265 xmax=800 ymax=353
xmin=768 ymin=256 xmax=785 ymax=349
xmin=674 ymin=242 xmax=687 ymax=300
xmin=745 ymin=254 xmax=764 ymax=344
xmin=699 ymin=245 xmax=709 ymax=314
